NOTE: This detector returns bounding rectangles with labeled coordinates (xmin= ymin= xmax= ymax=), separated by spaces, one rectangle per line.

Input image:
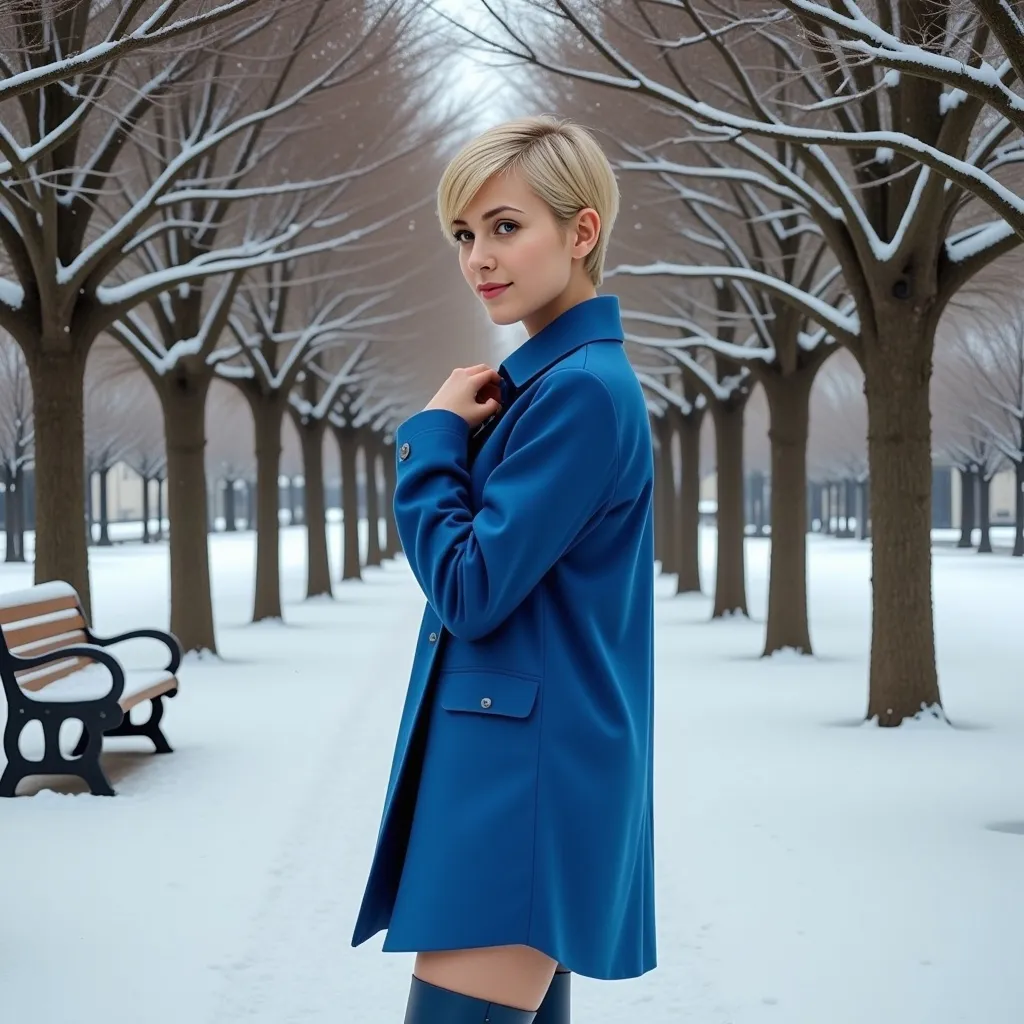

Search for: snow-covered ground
xmin=1 ymin=525 xmax=1022 ymax=1023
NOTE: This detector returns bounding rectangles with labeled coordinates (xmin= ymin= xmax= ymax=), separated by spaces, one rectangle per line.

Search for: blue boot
xmin=533 ymin=969 xmax=570 ymax=1024
xmin=403 ymin=975 xmax=538 ymax=1023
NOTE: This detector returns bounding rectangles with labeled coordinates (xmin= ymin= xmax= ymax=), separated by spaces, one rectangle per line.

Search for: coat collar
xmin=499 ymin=295 xmax=624 ymax=399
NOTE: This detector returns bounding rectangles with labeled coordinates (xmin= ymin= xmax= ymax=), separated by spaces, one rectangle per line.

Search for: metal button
xmin=480 ymin=697 xmax=492 ymax=709
xmin=398 ymin=442 xmax=411 ymax=461
xmin=428 ymin=632 xmax=438 ymax=643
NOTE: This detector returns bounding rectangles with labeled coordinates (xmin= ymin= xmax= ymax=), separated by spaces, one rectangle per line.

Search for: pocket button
xmin=480 ymin=697 xmax=492 ymax=709
xmin=428 ymin=632 xmax=438 ymax=643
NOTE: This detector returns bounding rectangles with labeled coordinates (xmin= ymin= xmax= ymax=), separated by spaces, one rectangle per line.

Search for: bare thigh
xmin=414 ymin=944 xmax=558 ymax=1012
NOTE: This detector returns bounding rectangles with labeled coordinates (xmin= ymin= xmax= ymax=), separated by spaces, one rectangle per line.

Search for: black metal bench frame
xmin=0 ymin=607 xmax=182 ymax=797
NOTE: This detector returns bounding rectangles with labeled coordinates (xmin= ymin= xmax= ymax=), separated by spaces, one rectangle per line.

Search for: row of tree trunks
xmin=654 ymin=363 xmax=820 ymax=656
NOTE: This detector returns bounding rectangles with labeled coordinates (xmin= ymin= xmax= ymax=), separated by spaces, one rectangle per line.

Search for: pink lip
xmin=479 ymin=283 xmax=511 ymax=300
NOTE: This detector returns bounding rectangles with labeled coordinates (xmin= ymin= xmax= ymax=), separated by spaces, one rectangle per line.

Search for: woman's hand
xmin=424 ymin=364 xmax=503 ymax=427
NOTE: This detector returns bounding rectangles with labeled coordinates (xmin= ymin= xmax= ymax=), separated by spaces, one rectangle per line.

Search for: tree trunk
xmin=25 ymin=349 xmax=91 ymax=616
xmin=4 ymin=464 xmax=25 ymax=562
xmin=673 ymin=407 xmax=702 ymax=594
xmin=363 ymin=436 xmax=383 ymax=568
xmin=290 ymin=477 xmax=304 ymax=525
xmin=863 ymin=330 xmax=941 ymax=724
xmin=381 ymin=438 xmax=400 ymax=557
xmin=156 ymin=475 xmax=165 ymax=540
xmin=97 ymin=467 xmax=111 ymax=546
xmin=249 ymin=395 xmax=286 ymax=622
xmin=977 ymin=472 xmax=993 ymax=554
xmin=85 ymin=472 xmax=94 ymax=546
xmin=223 ymin=479 xmax=237 ymax=531
xmin=1013 ymin=461 xmax=1023 ymax=558
xmin=762 ymin=371 xmax=813 ymax=655
xmin=710 ymin=401 xmax=748 ymax=618
xmin=160 ymin=376 xmax=217 ymax=655
xmin=335 ymin=425 xmax=362 ymax=581
xmin=297 ymin=417 xmax=332 ymax=598
xmin=855 ymin=480 xmax=870 ymax=540
xmin=956 ymin=466 xmax=975 ymax=547
xmin=654 ymin=416 xmax=675 ymax=573
xmin=141 ymin=474 xmax=151 ymax=544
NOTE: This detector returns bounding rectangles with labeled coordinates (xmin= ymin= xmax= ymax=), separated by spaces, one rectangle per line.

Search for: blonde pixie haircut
xmin=437 ymin=115 xmax=620 ymax=287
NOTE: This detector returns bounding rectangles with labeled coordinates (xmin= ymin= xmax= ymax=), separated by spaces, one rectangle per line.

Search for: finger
xmin=463 ymin=363 xmax=496 ymax=375
xmin=468 ymin=367 xmax=501 ymax=385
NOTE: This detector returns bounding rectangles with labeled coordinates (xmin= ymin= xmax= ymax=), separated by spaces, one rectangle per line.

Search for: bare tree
xmin=447 ymin=0 xmax=1024 ymax=722
xmin=0 ymin=0 xmax=433 ymax=633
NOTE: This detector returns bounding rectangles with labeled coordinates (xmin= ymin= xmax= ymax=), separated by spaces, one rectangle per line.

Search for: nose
xmin=466 ymin=238 xmax=496 ymax=275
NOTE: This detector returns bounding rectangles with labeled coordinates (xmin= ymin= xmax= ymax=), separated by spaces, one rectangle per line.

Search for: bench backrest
xmin=0 ymin=582 xmax=88 ymax=695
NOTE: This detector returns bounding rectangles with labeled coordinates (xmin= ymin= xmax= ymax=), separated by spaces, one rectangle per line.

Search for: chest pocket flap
xmin=438 ymin=672 xmax=540 ymax=719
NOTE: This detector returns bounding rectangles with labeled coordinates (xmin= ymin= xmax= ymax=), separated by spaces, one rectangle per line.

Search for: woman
xmin=351 ymin=115 xmax=657 ymax=1023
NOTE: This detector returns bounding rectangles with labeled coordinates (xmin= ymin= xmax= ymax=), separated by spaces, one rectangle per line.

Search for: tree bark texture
xmin=382 ymin=439 xmax=400 ymax=557
xmin=672 ymin=406 xmax=703 ymax=594
xmin=863 ymin=330 xmax=941 ymax=724
xmin=250 ymin=395 xmax=286 ymax=621
xmin=763 ymin=371 xmax=813 ymax=655
xmin=335 ymin=425 xmax=362 ymax=581
xmin=160 ymin=377 xmax=217 ymax=655
xmin=298 ymin=419 xmax=332 ymax=598
xmin=362 ymin=437 xmax=383 ymax=568
xmin=710 ymin=401 xmax=748 ymax=618
xmin=26 ymin=349 xmax=92 ymax=618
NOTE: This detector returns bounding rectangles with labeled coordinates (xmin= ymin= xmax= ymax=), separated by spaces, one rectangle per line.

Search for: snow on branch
xmin=608 ymin=261 xmax=860 ymax=343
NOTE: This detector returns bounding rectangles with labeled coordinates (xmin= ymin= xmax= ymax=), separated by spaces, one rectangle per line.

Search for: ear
xmin=571 ymin=208 xmax=601 ymax=259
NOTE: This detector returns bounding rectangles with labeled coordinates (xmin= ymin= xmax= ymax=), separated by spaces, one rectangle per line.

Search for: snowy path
xmin=1 ymin=526 xmax=1022 ymax=1023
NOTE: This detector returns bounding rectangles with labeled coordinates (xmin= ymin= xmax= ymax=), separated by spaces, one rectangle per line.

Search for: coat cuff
xmin=395 ymin=409 xmax=470 ymax=467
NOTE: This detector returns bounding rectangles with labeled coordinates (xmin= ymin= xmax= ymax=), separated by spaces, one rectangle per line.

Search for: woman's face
xmin=452 ymin=169 xmax=600 ymax=337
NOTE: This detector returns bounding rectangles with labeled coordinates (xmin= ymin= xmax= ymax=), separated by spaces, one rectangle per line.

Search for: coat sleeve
xmin=392 ymin=368 xmax=620 ymax=641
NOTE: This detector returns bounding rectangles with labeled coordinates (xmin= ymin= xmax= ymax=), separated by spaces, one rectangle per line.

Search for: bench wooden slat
xmin=6 ymin=618 xmax=87 ymax=653
xmin=120 ymin=675 xmax=178 ymax=712
xmin=18 ymin=657 xmax=91 ymax=691
xmin=8 ymin=630 xmax=89 ymax=661
xmin=0 ymin=592 xmax=80 ymax=627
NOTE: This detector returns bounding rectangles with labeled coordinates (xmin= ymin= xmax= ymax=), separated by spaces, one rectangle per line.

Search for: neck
xmin=522 ymin=277 xmax=598 ymax=337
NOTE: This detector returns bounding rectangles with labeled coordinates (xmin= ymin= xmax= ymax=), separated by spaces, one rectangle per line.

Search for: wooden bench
xmin=0 ymin=581 xmax=182 ymax=797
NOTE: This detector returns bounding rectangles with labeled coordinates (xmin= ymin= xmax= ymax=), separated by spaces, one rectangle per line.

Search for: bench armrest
xmin=86 ymin=628 xmax=182 ymax=676
xmin=9 ymin=644 xmax=126 ymax=705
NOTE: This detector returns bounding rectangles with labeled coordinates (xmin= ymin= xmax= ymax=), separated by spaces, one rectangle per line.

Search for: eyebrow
xmin=452 ymin=205 xmax=524 ymax=226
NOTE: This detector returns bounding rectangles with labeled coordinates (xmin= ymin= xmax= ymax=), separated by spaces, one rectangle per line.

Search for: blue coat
xmin=350 ymin=295 xmax=657 ymax=981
